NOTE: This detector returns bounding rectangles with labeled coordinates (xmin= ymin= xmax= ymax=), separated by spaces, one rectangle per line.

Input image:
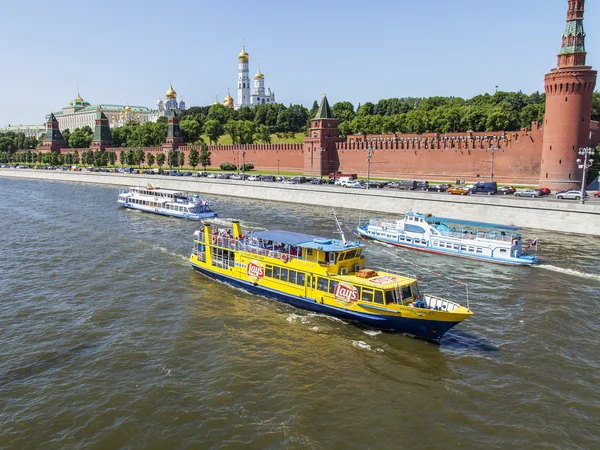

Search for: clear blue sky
xmin=1 ymin=0 xmax=598 ymax=126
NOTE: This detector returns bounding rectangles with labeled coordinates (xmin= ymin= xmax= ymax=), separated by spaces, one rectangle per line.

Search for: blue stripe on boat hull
xmin=190 ymin=263 xmax=460 ymax=342
xmin=120 ymin=203 xmax=217 ymax=220
xmin=357 ymin=228 xmax=537 ymax=266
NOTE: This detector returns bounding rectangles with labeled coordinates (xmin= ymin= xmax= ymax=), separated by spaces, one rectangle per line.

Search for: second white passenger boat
xmin=117 ymin=186 xmax=217 ymax=220
xmin=357 ymin=211 xmax=538 ymax=265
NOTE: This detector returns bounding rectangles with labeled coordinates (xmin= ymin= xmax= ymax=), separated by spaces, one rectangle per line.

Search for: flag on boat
xmin=528 ymin=238 xmax=538 ymax=248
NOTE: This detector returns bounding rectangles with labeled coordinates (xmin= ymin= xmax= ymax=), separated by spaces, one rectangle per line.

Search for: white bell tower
xmin=237 ymin=44 xmax=250 ymax=109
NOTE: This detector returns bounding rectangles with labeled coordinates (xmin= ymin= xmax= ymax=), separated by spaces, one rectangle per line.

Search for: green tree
xmin=167 ymin=149 xmax=176 ymax=168
xmin=204 ymin=119 xmax=223 ymax=144
xmin=180 ymin=119 xmax=202 ymax=143
xmin=147 ymin=152 xmax=155 ymax=167
xmin=69 ymin=126 xmax=93 ymax=148
xmin=119 ymin=150 xmax=127 ymax=167
xmin=133 ymin=148 xmax=145 ymax=168
xmin=156 ymin=152 xmax=166 ymax=168
xmin=62 ymin=129 xmax=71 ymax=147
xmin=188 ymin=147 xmax=199 ymax=169
xmin=199 ymin=142 xmax=211 ymax=170
xmin=255 ymin=124 xmax=271 ymax=143
xmin=108 ymin=150 xmax=116 ymax=166
xmin=224 ymin=120 xmax=240 ymax=144
xmin=331 ymin=101 xmax=355 ymax=124
xmin=178 ymin=150 xmax=185 ymax=168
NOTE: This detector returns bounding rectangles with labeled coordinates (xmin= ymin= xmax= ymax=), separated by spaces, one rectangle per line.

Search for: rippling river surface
xmin=1 ymin=177 xmax=599 ymax=449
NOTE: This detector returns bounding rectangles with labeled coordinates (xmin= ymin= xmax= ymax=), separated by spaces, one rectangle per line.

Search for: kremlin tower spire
xmin=557 ymin=0 xmax=587 ymax=68
xmin=538 ymin=0 xmax=597 ymax=190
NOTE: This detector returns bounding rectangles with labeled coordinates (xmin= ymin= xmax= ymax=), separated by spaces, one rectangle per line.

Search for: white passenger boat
xmin=357 ymin=211 xmax=538 ymax=266
xmin=117 ymin=186 xmax=217 ymax=220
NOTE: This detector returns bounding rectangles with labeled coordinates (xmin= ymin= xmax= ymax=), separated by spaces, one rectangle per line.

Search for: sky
xmin=1 ymin=0 xmax=598 ymax=127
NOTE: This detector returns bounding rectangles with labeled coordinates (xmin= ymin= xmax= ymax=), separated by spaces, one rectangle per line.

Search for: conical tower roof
xmin=314 ymin=93 xmax=334 ymax=119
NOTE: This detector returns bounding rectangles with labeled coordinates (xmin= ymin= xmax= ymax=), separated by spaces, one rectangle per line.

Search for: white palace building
xmin=45 ymin=84 xmax=186 ymax=132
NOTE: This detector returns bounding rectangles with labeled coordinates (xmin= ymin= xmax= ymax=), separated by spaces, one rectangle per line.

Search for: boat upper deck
xmin=248 ymin=230 xmax=362 ymax=252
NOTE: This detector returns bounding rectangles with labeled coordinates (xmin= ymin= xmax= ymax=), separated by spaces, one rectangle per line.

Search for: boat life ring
xmin=281 ymin=254 xmax=289 ymax=263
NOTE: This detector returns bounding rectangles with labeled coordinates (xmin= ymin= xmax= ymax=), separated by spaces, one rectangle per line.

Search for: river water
xmin=0 ymin=177 xmax=599 ymax=449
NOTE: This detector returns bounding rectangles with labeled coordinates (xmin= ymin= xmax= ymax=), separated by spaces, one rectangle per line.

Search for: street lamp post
xmin=366 ymin=147 xmax=374 ymax=190
xmin=576 ymin=146 xmax=595 ymax=204
xmin=241 ymin=148 xmax=246 ymax=181
xmin=489 ymin=145 xmax=497 ymax=182
xmin=277 ymin=158 xmax=280 ymax=175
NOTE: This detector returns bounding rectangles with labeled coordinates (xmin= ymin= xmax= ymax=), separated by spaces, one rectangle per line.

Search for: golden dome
xmin=166 ymin=83 xmax=177 ymax=99
xmin=224 ymin=93 xmax=234 ymax=108
xmin=125 ymin=105 xmax=132 ymax=112
xmin=213 ymin=94 xmax=221 ymax=105
xmin=238 ymin=44 xmax=249 ymax=63
xmin=74 ymin=94 xmax=83 ymax=102
xmin=254 ymin=71 xmax=264 ymax=80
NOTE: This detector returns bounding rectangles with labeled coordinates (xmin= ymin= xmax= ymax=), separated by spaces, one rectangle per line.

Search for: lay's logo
xmin=334 ymin=282 xmax=358 ymax=303
xmin=247 ymin=260 xmax=264 ymax=280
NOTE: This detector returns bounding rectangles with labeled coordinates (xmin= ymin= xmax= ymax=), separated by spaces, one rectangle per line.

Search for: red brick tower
xmin=303 ymin=94 xmax=345 ymax=176
xmin=39 ymin=112 xmax=66 ymax=153
xmin=539 ymin=0 xmax=597 ymax=189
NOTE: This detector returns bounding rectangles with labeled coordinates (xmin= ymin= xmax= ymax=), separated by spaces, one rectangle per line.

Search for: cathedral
xmin=232 ymin=45 xmax=276 ymax=109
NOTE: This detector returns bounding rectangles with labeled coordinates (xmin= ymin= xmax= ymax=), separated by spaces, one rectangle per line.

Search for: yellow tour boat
xmin=189 ymin=218 xmax=473 ymax=342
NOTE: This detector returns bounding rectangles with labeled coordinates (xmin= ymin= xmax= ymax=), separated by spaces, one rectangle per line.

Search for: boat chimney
xmin=232 ymin=220 xmax=242 ymax=239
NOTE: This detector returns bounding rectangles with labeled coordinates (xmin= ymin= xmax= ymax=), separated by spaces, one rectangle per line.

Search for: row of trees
xmin=0 ymin=131 xmax=40 ymax=153
xmin=2 ymin=144 xmax=213 ymax=170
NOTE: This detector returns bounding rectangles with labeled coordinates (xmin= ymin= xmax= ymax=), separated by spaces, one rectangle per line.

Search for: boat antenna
xmin=333 ymin=209 xmax=347 ymax=246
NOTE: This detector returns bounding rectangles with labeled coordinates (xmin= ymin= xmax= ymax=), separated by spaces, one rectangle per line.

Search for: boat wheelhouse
xmin=189 ymin=219 xmax=472 ymax=342
xmin=357 ymin=211 xmax=537 ymax=265
xmin=117 ymin=186 xmax=217 ymax=220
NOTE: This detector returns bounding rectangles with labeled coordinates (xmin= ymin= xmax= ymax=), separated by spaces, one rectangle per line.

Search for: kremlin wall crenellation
xmin=14 ymin=0 xmax=600 ymax=189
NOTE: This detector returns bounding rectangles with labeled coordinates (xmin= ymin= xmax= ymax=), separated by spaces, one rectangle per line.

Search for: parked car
xmin=424 ymin=184 xmax=448 ymax=192
xmin=470 ymin=181 xmax=498 ymax=195
xmin=556 ymin=189 xmax=587 ymax=200
xmin=398 ymin=180 xmax=418 ymax=190
xmin=345 ymin=180 xmax=364 ymax=189
xmin=206 ymin=173 xmax=217 ymax=178
xmin=415 ymin=180 xmax=429 ymax=190
xmin=498 ymin=185 xmax=516 ymax=195
xmin=593 ymin=191 xmax=600 ymax=198
xmin=364 ymin=181 xmax=384 ymax=189
xmin=310 ymin=177 xmax=326 ymax=184
xmin=514 ymin=189 xmax=542 ymax=198
xmin=291 ymin=176 xmax=308 ymax=184
xmin=247 ymin=175 xmax=262 ymax=181
xmin=385 ymin=181 xmax=401 ymax=189
xmin=538 ymin=187 xmax=551 ymax=195
xmin=263 ymin=175 xmax=276 ymax=182
xmin=447 ymin=186 xmax=470 ymax=195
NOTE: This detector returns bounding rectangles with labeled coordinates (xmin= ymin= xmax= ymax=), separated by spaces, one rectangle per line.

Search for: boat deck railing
xmin=435 ymin=228 xmax=516 ymax=242
xmin=368 ymin=219 xmax=398 ymax=229
xmin=422 ymin=294 xmax=461 ymax=312
xmin=197 ymin=233 xmax=302 ymax=264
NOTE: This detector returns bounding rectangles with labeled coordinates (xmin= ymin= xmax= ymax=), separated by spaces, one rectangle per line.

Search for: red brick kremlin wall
xmin=20 ymin=121 xmax=600 ymax=185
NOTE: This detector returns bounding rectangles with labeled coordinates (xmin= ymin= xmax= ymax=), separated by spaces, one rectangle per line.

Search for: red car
xmin=538 ymin=187 xmax=551 ymax=195
xmin=593 ymin=191 xmax=600 ymax=198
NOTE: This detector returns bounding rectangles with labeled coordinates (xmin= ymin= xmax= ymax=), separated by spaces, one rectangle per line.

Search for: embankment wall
xmin=2 ymin=170 xmax=599 ymax=236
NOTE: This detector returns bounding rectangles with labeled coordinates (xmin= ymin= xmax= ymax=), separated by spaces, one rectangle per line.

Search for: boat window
xmin=361 ymin=288 xmax=374 ymax=302
xmin=499 ymin=249 xmax=507 ymax=254
xmin=401 ymin=285 xmax=412 ymax=300
xmin=273 ymin=266 xmax=281 ymax=279
xmin=280 ymin=268 xmax=289 ymax=282
xmin=453 ymin=244 xmax=459 ymax=250
xmin=317 ymin=278 xmax=329 ymax=292
xmin=297 ymin=272 xmax=306 ymax=286
xmin=329 ymin=280 xmax=338 ymax=294
xmin=356 ymin=250 xmax=362 ymax=257
xmin=460 ymin=245 xmax=467 ymax=251
xmin=374 ymin=290 xmax=384 ymax=305
xmin=265 ymin=265 xmax=273 ymax=278
xmin=306 ymin=248 xmax=313 ymax=256
xmin=476 ymin=248 xmax=483 ymax=254
xmin=411 ymin=283 xmax=420 ymax=297
xmin=289 ymin=270 xmax=297 ymax=284
xmin=385 ymin=290 xmax=397 ymax=304
xmin=346 ymin=250 xmax=357 ymax=259
xmin=328 ymin=252 xmax=337 ymax=264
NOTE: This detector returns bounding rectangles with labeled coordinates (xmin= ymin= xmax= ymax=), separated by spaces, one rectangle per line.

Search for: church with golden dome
xmin=233 ymin=44 xmax=276 ymax=109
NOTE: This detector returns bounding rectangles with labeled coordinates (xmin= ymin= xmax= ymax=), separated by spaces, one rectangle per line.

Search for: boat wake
xmin=536 ymin=264 xmax=600 ymax=282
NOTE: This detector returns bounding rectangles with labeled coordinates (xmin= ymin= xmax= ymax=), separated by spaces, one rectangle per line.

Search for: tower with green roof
xmin=39 ymin=112 xmax=66 ymax=153
xmin=302 ymin=94 xmax=345 ymax=176
xmin=90 ymin=109 xmax=114 ymax=149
